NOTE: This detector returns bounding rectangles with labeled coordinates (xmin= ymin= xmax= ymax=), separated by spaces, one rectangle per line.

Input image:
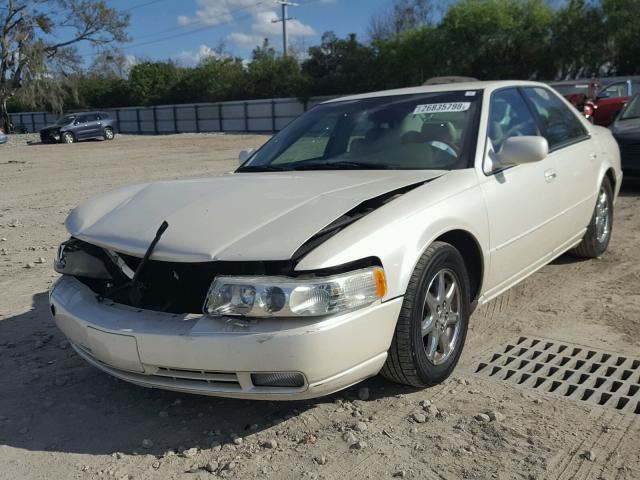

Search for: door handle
xmin=544 ymin=169 xmax=557 ymax=182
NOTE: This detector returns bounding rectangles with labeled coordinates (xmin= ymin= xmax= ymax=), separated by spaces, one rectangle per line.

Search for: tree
xmin=247 ymin=38 xmax=307 ymax=99
xmin=127 ymin=61 xmax=183 ymax=105
xmin=302 ymin=32 xmax=381 ymax=96
xmin=601 ymin=0 xmax=640 ymax=74
xmin=369 ymin=0 xmax=434 ymax=41
xmin=0 ymin=0 xmax=129 ymax=130
xmin=550 ymin=0 xmax=607 ymax=78
xmin=435 ymin=0 xmax=555 ymax=80
xmin=174 ymin=57 xmax=248 ymax=103
xmin=373 ymin=25 xmax=440 ymax=88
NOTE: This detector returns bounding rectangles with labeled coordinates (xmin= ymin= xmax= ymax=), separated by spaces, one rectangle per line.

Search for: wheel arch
xmin=432 ymin=229 xmax=484 ymax=303
xmin=604 ymin=167 xmax=617 ymax=192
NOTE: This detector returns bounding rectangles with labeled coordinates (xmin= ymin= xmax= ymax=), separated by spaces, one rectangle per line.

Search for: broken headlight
xmin=203 ymin=267 xmax=387 ymax=318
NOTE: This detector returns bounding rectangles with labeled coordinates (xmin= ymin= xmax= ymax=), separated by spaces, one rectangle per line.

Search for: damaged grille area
xmin=474 ymin=336 xmax=640 ymax=415
xmin=64 ymin=241 xmax=296 ymax=314
xmin=59 ymin=239 xmax=381 ymax=314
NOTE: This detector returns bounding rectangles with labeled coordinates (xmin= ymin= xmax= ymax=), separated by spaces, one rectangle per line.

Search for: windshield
xmin=551 ymin=84 xmax=591 ymax=96
xmin=238 ymin=90 xmax=482 ymax=172
xmin=619 ymin=95 xmax=640 ymax=121
xmin=55 ymin=115 xmax=76 ymax=126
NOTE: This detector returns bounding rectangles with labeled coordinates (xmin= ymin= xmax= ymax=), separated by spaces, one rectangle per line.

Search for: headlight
xmin=203 ymin=267 xmax=387 ymax=318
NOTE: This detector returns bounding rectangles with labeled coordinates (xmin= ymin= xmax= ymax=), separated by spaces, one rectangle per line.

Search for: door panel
xmin=481 ymin=158 xmax=564 ymax=294
xmin=549 ymin=142 xmax=599 ymax=238
xmin=595 ymin=97 xmax=629 ymax=126
xmin=481 ymin=88 xmax=567 ymax=294
xmin=520 ymin=86 xmax=601 ymax=241
xmin=73 ymin=116 xmax=91 ymax=139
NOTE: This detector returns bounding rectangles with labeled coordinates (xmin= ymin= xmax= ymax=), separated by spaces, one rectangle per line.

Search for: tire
xmin=381 ymin=241 xmax=471 ymax=387
xmin=571 ymin=177 xmax=614 ymax=258
xmin=103 ymin=127 xmax=115 ymax=140
xmin=61 ymin=132 xmax=75 ymax=144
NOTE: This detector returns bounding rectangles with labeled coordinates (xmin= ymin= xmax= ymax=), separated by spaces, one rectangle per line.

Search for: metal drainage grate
xmin=474 ymin=336 xmax=640 ymax=415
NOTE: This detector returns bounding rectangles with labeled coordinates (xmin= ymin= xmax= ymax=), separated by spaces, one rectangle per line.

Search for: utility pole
xmin=271 ymin=1 xmax=298 ymax=56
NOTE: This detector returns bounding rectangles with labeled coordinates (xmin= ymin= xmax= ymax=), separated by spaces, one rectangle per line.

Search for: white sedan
xmin=50 ymin=81 xmax=621 ymax=400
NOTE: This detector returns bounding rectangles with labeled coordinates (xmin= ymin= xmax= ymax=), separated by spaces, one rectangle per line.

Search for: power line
xmin=124 ymin=0 xmax=170 ymax=12
xmin=131 ymin=1 xmax=264 ymax=42
xmin=77 ymin=1 xmax=264 ymax=59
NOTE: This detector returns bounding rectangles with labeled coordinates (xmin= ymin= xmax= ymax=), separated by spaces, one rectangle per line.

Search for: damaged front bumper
xmin=50 ymin=275 xmax=402 ymax=400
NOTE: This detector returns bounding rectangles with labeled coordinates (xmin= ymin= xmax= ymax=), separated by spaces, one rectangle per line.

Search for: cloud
xmin=251 ymin=10 xmax=316 ymax=37
xmin=177 ymin=0 xmax=269 ymax=27
xmin=177 ymin=0 xmax=317 ymax=53
xmin=174 ymin=44 xmax=220 ymax=66
xmin=226 ymin=32 xmax=264 ymax=50
xmin=225 ymin=8 xmax=316 ymax=51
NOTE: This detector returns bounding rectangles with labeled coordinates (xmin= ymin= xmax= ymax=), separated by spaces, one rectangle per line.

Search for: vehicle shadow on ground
xmin=0 ymin=292 xmax=412 ymax=456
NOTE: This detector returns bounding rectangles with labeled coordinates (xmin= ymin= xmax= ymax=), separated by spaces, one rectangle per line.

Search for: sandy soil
xmin=0 ymin=133 xmax=639 ymax=480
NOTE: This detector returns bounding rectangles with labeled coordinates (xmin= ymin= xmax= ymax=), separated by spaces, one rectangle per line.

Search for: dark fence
xmin=8 ymin=96 xmax=335 ymax=135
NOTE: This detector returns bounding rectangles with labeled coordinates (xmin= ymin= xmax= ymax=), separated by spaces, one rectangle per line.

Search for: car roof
xmin=322 ymin=80 xmax=548 ymax=104
xmin=548 ymin=80 xmax=599 ymax=86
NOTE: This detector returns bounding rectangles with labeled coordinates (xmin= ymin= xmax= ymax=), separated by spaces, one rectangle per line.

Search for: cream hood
xmin=66 ymin=170 xmax=445 ymax=263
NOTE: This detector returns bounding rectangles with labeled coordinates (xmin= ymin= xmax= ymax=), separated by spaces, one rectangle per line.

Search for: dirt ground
xmin=1 ymin=133 xmax=639 ymax=480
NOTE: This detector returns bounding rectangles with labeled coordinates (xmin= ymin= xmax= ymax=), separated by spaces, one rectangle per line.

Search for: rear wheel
xmin=571 ymin=178 xmax=613 ymax=258
xmin=61 ymin=132 xmax=75 ymax=144
xmin=103 ymin=127 xmax=115 ymax=140
xmin=381 ymin=241 xmax=470 ymax=387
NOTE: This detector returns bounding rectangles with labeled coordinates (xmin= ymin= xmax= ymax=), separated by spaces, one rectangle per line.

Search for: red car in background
xmin=549 ymin=80 xmax=601 ymax=112
xmin=585 ymin=79 xmax=640 ymax=126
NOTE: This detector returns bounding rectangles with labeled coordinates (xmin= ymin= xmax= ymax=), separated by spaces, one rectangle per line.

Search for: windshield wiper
xmin=292 ymin=161 xmax=391 ymax=170
xmin=236 ymin=165 xmax=288 ymax=172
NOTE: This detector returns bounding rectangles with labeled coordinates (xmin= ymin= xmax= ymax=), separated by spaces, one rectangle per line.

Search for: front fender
xmin=295 ymin=170 xmax=490 ymax=301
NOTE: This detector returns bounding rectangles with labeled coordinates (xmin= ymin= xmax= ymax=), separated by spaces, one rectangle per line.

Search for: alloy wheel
xmin=595 ymin=186 xmax=611 ymax=244
xmin=421 ymin=268 xmax=462 ymax=365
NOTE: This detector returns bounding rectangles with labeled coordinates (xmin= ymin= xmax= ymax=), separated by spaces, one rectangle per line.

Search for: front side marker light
xmin=204 ymin=266 xmax=387 ymax=318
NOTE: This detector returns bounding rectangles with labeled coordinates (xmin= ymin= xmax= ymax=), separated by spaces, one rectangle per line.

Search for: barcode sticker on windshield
xmin=413 ymin=102 xmax=471 ymax=114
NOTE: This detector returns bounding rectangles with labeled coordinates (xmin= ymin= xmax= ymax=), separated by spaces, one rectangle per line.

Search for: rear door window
xmin=521 ymin=87 xmax=587 ymax=149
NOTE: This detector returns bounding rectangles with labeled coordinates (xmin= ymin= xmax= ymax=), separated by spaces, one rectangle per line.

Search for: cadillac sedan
xmin=50 ymin=81 xmax=621 ymax=400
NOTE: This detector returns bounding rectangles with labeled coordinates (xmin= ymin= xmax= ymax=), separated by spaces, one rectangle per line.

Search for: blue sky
xmin=89 ymin=0 xmax=390 ymax=66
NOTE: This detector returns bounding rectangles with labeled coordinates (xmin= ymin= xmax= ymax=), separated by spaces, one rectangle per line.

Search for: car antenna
xmin=98 ymin=220 xmax=169 ymax=305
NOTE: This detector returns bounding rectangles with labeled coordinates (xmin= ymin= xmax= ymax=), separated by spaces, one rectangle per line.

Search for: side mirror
xmin=238 ymin=148 xmax=255 ymax=164
xmin=496 ymin=136 xmax=548 ymax=167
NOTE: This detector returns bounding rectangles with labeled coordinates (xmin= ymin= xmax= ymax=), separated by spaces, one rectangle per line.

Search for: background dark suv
xmin=40 ymin=112 xmax=117 ymax=144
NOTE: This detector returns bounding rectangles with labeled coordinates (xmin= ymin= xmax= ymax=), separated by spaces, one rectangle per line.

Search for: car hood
xmin=41 ymin=124 xmax=64 ymax=131
xmin=66 ymin=170 xmax=447 ymax=263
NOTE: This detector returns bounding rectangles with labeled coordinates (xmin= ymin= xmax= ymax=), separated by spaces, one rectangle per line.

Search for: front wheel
xmin=61 ymin=132 xmax=75 ymax=144
xmin=571 ymin=177 xmax=613 ymax=258
xmin=381 ymin=241 xmax=470 ymax=387
xmin=103 ymin=127 xmax=115 ymax=140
